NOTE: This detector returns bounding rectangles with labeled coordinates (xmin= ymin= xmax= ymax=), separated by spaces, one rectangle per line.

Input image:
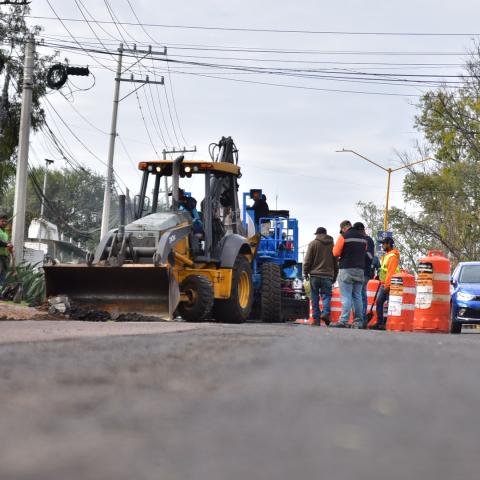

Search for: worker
xmin=369 ymin=237 xmax=400 ymax=330
xmin=177 ymin=188 xmax=197 ymax=214
xmin=251 ymin=191 xmax=270 ymax=235
xmin=331 ymin=220 xmax=367 ymax=328
xmin=353 ymin=222 xmax=375 ymax=328
xmin=0 ymin=212 xmax=13 ymax=286
xmin=303 ymin=227 xmax=338 ymax=326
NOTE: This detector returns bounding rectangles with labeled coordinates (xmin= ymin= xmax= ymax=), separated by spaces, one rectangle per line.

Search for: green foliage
xmin=358 ymin=45 xmax=480 ymax=269
xmin=357 ymin=201 xmax=440 ymax=273
xmin=0 ymin=4 xmax=59 ymax=196
xmin=1 ymin=261 xmax=45 ymax=306
xmin=401 ymin=45 xmax=480 ymax=265
xmin=0 ymin=166 xmax=108 ymax=249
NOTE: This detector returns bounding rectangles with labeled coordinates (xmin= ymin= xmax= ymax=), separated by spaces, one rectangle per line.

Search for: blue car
xmin=450 ymin=262 xmax=480 ymax=334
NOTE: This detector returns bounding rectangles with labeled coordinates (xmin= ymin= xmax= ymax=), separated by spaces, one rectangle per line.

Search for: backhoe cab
xmin=45 ymin=137 xmax=258 ymax=323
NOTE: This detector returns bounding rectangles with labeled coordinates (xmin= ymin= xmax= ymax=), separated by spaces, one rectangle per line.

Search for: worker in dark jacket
xmin=0 ymin=212 xmax=13 ymax=286
xmin=332 ymin=220 xmax=367 ymax=328
xmin=251 ymin=191 xmax=270 ymax=234
xmin=304 ymin=227 xmax=338 ymax=326
xmin=353 ymin=222 xmax=375 ymax=328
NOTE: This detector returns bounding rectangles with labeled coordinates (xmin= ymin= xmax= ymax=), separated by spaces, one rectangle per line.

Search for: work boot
xmin=351 ymin=321 xmax=364 ymax=329
xmin=320 ymin=314 xmax=331 ymax=326
xmin=329 ymin=322 xmax=349 ymax=328
xmin=312 ymin=317 xmax=321 ymax=326
xmin=369 ymin=323 xmax=386 ymax=331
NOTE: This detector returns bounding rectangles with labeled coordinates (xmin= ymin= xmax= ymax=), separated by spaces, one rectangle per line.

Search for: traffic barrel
xmin=386 ymin=271 xmax=416 ymax=332
xmin=413 ymin=250 xmax=451 ymax=333
xmin=366 ymin=279 xmax=380 ymax=327
xmin=330 ymin=286 xmax=342 ymax=324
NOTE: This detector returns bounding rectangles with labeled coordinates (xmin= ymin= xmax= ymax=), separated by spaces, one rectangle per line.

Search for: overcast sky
xmin=24 ymin=0 xmax=480 ymax=253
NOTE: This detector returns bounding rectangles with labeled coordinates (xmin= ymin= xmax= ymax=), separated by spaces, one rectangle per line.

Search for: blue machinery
xmin=242 ymin=190 xmax=308 ymax=322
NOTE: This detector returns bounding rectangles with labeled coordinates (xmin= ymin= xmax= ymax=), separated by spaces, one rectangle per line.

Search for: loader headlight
xmin=193 ymin=166 xmax=199 ymax=172
xmin=156 ymin=166 xmax=162 ymax=173
xmin=184 ymin=166 xmax=192 ymax=173
xmin=457 ymin=291 xmax=476 ymax=301
xmin=147 ymin=165 xmax=153 ymax=172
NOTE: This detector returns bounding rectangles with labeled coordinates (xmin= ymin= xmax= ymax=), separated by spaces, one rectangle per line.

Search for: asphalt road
xmin=1 ymin=320 xmax=479 ymax=480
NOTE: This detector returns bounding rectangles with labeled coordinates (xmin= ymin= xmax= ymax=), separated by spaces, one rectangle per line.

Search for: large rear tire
xmin=212 ymin=256 xmax=253 ymax=324
xmin=177 ymin=275 xmax=214 ymax=322
xmin=260 ymin=262 xmax=282 ymax=322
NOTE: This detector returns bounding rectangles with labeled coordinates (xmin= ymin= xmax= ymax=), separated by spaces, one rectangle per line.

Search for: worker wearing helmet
xmin=370 ymin=237 xmax=400 ymax=330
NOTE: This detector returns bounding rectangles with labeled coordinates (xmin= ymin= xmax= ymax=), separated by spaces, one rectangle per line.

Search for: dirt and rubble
xmin=0 ymin=300 xmax=168 ymax=322
xmin=0 ymin=301 xmax=50 ymax=321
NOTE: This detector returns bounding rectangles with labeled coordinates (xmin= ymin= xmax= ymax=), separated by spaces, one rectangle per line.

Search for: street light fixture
xmin=40 ymin=158 xmax=55 ymax=218
xmin=336 ymin=149 xmax=434 ymax=231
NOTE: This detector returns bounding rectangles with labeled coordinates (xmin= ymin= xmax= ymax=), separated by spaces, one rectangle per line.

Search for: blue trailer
xmin=242 ymin=190 xmax=309 ymax=322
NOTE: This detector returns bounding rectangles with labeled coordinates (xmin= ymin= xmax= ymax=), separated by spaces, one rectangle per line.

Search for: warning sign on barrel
xmin=388 ymin=276 xmax=404 ymax=317
xmin=416 ymin=262 xmax=433 ymax=309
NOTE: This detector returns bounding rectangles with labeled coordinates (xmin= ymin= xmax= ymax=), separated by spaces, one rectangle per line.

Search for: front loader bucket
xmin=44 ymin=264 xmax=179 ymax=320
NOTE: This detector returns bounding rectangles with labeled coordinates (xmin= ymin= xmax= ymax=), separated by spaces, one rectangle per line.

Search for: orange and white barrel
xmin=413 ymin=250 xmax=451 ymax=333
xmin=330 ymin=287 xmax=342 ymax=324
xmin=366 ymin=279 xmax=380 ymax=327
xmin=386 ymin=271 xmax=416 ymax=332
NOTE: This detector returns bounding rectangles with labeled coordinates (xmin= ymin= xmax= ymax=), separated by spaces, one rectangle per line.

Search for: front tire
xmin=450 ymin=305 xmax=462 ymax=334
xmin=212 ymin=256 xmax=253 ymax=323
xmin=177 ymin=275 xmax=214 ymax=322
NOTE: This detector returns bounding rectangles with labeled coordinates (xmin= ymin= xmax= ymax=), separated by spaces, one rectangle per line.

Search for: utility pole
xmin=100 ymin=44 xmax=166 ymax=238
xmin=100 ymin=44 xmax=123 ymax=239
xmin=162 ymin=146 xmax=197 ymax=207
xmin=11 ymin=35 xmax=34 ymax=263
xmin=40 ymin=158 xmax=54 ymax=218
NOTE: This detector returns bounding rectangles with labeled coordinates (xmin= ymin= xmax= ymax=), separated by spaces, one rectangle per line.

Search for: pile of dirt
xmin=0 ymin=301 xmax=50 ymax=321
xmin=61 ymin=304 xmax=168 ymax=322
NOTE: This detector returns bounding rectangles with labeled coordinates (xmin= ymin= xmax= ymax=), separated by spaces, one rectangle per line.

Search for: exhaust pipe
xmin=172 ymin=155 xmax=184 ymax=211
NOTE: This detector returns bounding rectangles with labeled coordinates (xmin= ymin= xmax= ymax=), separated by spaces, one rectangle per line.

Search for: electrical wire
xmin=24 ymin=15 xmax=480 ymax=37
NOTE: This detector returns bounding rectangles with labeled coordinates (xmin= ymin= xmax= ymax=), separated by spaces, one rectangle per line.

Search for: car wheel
xmin=449 ymin=305 xmax=462 ymax=334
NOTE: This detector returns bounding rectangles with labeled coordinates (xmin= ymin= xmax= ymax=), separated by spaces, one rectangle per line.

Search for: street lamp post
xmin=40 ymin=159 xmax=54 ymax=218
xmin=336 ymin=149 xmax=433 ymax=231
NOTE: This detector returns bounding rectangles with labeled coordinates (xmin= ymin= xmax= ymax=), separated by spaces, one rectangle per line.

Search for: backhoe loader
xmin=44 ymin=137 xmax=258 ymax=323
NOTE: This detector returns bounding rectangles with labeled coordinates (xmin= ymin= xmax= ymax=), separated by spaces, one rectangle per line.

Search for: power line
xmin=44 ymin=0 xmax=115 ymax=72
xmin=24 ymin=15 xmax=480 ymax=37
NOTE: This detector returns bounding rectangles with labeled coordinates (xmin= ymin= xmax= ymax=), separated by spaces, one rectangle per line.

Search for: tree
xmin=357 ymin=201 xmax=439 ymax=273
xmin=0 ymin=166 xmax=112 ymax=250
xmin=0 ymin=4 xmax=57 ymax=196
xmin=358 ymin=45 xmax=480 ymax=270
xmin=396 ymin=45 xmax=480 ymax=266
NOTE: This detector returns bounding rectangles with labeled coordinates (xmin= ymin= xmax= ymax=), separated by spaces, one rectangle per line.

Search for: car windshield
xmin=459 ymin=265 xmax=480 ymax=283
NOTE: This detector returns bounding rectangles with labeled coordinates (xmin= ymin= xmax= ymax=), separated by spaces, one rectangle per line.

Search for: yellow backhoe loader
xmin=44 ymin=137 xmax=259 ymax=323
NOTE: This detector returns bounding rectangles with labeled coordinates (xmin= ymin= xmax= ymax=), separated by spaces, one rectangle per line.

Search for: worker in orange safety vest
xmin=369 ymin=237 xmax=400 ymax=330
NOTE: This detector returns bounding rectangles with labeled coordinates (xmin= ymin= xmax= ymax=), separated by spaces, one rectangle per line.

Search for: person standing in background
xmin=303 ymin=227 xmax=338 ymax=326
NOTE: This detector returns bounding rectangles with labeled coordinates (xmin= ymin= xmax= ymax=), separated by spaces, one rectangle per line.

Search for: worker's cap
xmin=315 ymin=227 xmax=327 ymax=235
xmin=339 ymin=220 xmax=351 ymax=233
xmin=0 ymin=211 xmax=8 ymax=219
xmin=353 ymin=221 xmax=365 ymax=231
xmin=380 ymin=237 xmax=395 ymax=246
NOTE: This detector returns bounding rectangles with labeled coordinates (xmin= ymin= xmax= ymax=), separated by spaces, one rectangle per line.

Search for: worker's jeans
xmin=376 ymin=285 xmax=389 ymax=326
xmin=338 ymin=268 xmax=364 ymax=325
xmin=361 ymin=275 xmax=369 ymax=325
xmin=310 ymin=276 xmax=333 ymax=320
xmin=0 ymin=255 xmax=9 ymax=287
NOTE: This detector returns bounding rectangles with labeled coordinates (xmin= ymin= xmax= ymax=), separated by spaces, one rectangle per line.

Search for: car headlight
xmin=457 ymin=291 xmax=476 ymax=301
